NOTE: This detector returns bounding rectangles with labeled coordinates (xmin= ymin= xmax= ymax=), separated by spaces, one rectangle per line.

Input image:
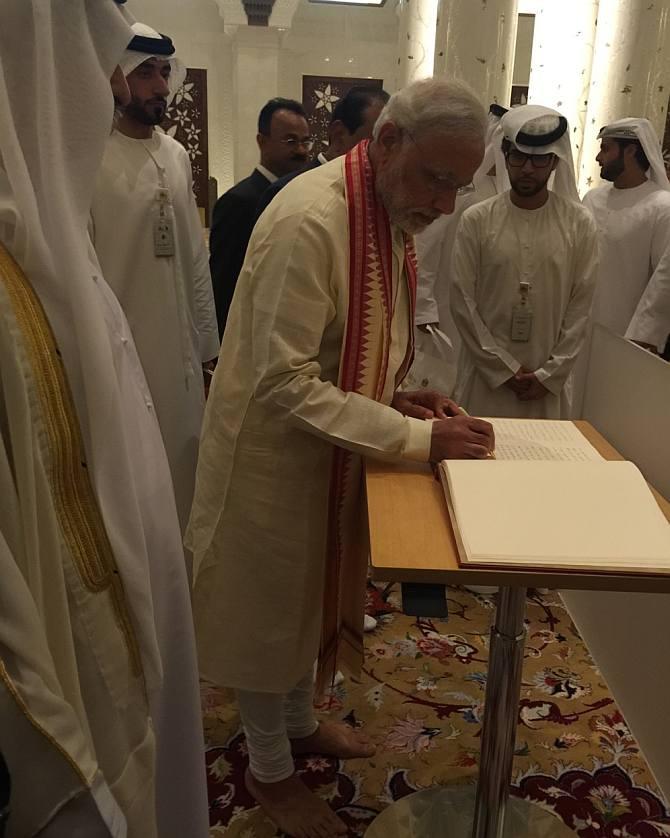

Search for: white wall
xmin=125 ymin=0 xmax=398 ymax=193
xmin=232 ymin=0 xmax=398 ymax=178
xmin=562 ymin=327 xmax=670 ymax=803
xmin=278 ymin=0 xmax=400 ymax=100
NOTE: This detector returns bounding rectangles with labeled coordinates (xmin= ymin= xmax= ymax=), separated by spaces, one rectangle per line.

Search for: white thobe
xmin=187 ymin=157 xmax=433 ymax=694
xmin=91 ymin=130 xmax=219 ymax=533
xmin=83 ymin=251 xmax=210 ymax=838
xmin=0 ymin=250 xmax=156 ymax=838
xmin=583 ymin=180 xmax=670 ymax=350
xmin=451 ymin=192 xmax=599 ymax=419
xmin=0 ymin=254 xmax=210 ymax=838
xmin=2 ymin=221 xmax=209 ymax=838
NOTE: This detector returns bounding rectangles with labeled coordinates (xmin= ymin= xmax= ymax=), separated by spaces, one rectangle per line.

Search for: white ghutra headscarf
xmin=500 ymin=104 xmax=580 ymax=203
xmin=598 ymin=117 xmax=670 ymax=191
xmin=120 ymin=22 xmax=187 ymax=104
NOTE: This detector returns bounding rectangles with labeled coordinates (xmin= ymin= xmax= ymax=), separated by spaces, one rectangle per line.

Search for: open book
xmin=439 ymin=420 xmax=670 ymax=575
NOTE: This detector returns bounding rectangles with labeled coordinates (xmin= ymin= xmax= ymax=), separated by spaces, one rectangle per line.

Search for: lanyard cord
xmin=139 ymin=138 xmax=197 ymax=388
xmin=141 ymin=140 xmax=170 ymax=191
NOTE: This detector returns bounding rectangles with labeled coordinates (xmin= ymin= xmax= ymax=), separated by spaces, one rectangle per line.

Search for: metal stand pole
xmin=472 ymin=586 xmax=528 ymax=838
xmin=365 ymin=583 xmax=575 ymax=838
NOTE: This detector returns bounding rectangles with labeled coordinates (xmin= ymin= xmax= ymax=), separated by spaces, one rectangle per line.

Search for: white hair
xmin=372 ymin=77 xmax=487 ymax=144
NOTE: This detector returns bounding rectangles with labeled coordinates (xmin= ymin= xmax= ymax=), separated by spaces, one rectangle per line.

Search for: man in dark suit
xmin=255 ymin=85 xmax=390 ymax=220
xmin=210 ymin=98 xmax=311 ymax=336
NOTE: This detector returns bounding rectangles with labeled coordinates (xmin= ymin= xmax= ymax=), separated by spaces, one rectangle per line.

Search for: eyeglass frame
xmin=277 ymin=136 xmax=316 ymax=151
xmin=505 ymin=148 xmax=556 ymax=169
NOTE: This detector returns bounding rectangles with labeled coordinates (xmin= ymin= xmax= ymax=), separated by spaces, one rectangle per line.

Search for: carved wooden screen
xmin=163 ymin=68 xmax=210 ymax=226
xmin=302 ymin=75 xmax=385 ymax=158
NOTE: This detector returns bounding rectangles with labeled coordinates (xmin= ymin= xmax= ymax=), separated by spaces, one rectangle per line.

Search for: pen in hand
xmin=457 ymin=404 xmax=496 ymax=459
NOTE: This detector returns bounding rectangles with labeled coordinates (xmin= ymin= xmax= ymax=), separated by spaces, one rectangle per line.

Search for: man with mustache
xmin=188 ymin=78 xmax=495 ymax=838
xmin=451 ymin=105 xmax=599 ymax=419
xmin=583 ymin=118 xmax=670 ymax=353
xmin=209 ymin=97 xmax=312 ymax=336
xmin=91 ymin=22 xmax=219 ymax=541
xmin=255 ymin=85 xmax=391 ymax=222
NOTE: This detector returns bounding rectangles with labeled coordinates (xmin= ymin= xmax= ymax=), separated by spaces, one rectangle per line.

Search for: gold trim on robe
xmin=0 ymin=243 xmax=143 ymax=679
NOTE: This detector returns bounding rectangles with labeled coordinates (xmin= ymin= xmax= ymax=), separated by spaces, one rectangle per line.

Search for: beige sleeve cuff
xmin=402 ymin=417 xmax=433 ymax=462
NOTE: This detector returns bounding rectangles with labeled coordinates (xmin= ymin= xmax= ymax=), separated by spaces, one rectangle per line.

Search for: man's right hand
xmin=429 ymin=415 xmax=494 ymax=461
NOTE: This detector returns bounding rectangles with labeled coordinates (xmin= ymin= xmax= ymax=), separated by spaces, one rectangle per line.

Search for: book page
xmin=439 ymin=460 xmax=670 ymax=574
xmin=482 ymin=418 xmax=604 ymax=462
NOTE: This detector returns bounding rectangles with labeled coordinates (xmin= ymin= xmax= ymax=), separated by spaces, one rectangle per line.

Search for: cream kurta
xmin=188 ymin=158 xmax=432 ymax=693
xmin=91 ymin=130 xmax=219 ymax=533
xmin=583 ymin=180 xmax=670 ymax=350
xmin=451 ymin=192 xmax=599 ymax=419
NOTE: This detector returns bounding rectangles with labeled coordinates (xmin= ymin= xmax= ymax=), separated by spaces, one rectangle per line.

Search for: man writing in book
xmin=187 ymin=79 xmax=495 ymax=838
xmin=450 ymin=105 xmax=599 ymax=419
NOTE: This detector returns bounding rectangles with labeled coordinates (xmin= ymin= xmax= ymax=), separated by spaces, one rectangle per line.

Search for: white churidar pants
xmin=237 ymin=668 xmax=319 ymax=783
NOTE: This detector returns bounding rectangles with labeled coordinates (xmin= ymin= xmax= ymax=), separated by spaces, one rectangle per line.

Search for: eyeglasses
xmin=279 ymin=136 xmax=316 ymax=151
xmin=406 ymin=131 xmax=474 ymax=196
xmin=505 ymin=150 xmax=555 ymax=168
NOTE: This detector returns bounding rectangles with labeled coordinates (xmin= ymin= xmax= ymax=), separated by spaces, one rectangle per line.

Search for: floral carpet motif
xmin=203 ymin=585 xmax=669 ymax=836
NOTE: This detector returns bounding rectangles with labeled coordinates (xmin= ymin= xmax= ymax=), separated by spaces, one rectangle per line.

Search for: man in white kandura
xmin=187 ymin=79 xmax=495 ymax=838
xmin=451 ymin=105 xmax=599 ymax=419
xmin=583 ymin=118 xmax=670 ymax=353
xmin=0 ymin=2 xmax=209 ymax=836
xmin=91 ymin=22 xmax=219 ymax=537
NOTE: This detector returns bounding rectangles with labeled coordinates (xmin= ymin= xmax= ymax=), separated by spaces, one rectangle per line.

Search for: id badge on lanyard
xmin=510 ymin=280 xmax=533 ymax=342
xmin=153 ymin=187 xmax=176 ymax=257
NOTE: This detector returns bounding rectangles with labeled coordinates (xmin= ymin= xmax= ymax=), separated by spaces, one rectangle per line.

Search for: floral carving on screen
xmin=663 ymin=96 xmax=670 ymax=182
xmin=162 ymin=68 xmax=210 ymax=225
xmin=302 ymin=75 xmax=385 ymax=157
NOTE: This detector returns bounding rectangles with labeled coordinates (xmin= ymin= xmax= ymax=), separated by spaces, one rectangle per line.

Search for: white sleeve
xmin=246 ymin=211 xmax=433 ymax=463
xmin=626 ymin=204 xmax=670 ymax=348
xmin=182 ymin=152 xmax=219 ymax=362
xmin=535 ymin=213 xmax=599 ymax=393
xmin=450 ymin=212 xmax=521 ymax=388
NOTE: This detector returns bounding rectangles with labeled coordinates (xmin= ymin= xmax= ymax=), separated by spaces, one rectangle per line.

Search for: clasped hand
xmin=504 ymin=368 xmax=549 ymax=401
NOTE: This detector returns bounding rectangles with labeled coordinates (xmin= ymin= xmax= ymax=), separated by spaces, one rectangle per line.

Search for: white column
xmin=230 ymin=26 xmax=281 ymax=181
xmin=579 ymin=0 xmax=670 ymax=194
xmin=527 ymin=0 xmax=599 ymax=175
xmin=433 ymin=0 xmax=519 ymax=107
xmin=396 ymin=0 xmax=440 ymax=88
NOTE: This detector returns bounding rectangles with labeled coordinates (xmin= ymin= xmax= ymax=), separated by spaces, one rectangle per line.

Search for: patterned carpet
xmin=202 ymin=584 xmax=670 ymax=837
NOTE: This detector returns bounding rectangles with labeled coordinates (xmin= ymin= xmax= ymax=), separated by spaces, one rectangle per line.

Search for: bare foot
xmin=245 ymin=768 xmax=346 ymax=838
xmin=291 ymin=720 xmax=376 ymax=760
